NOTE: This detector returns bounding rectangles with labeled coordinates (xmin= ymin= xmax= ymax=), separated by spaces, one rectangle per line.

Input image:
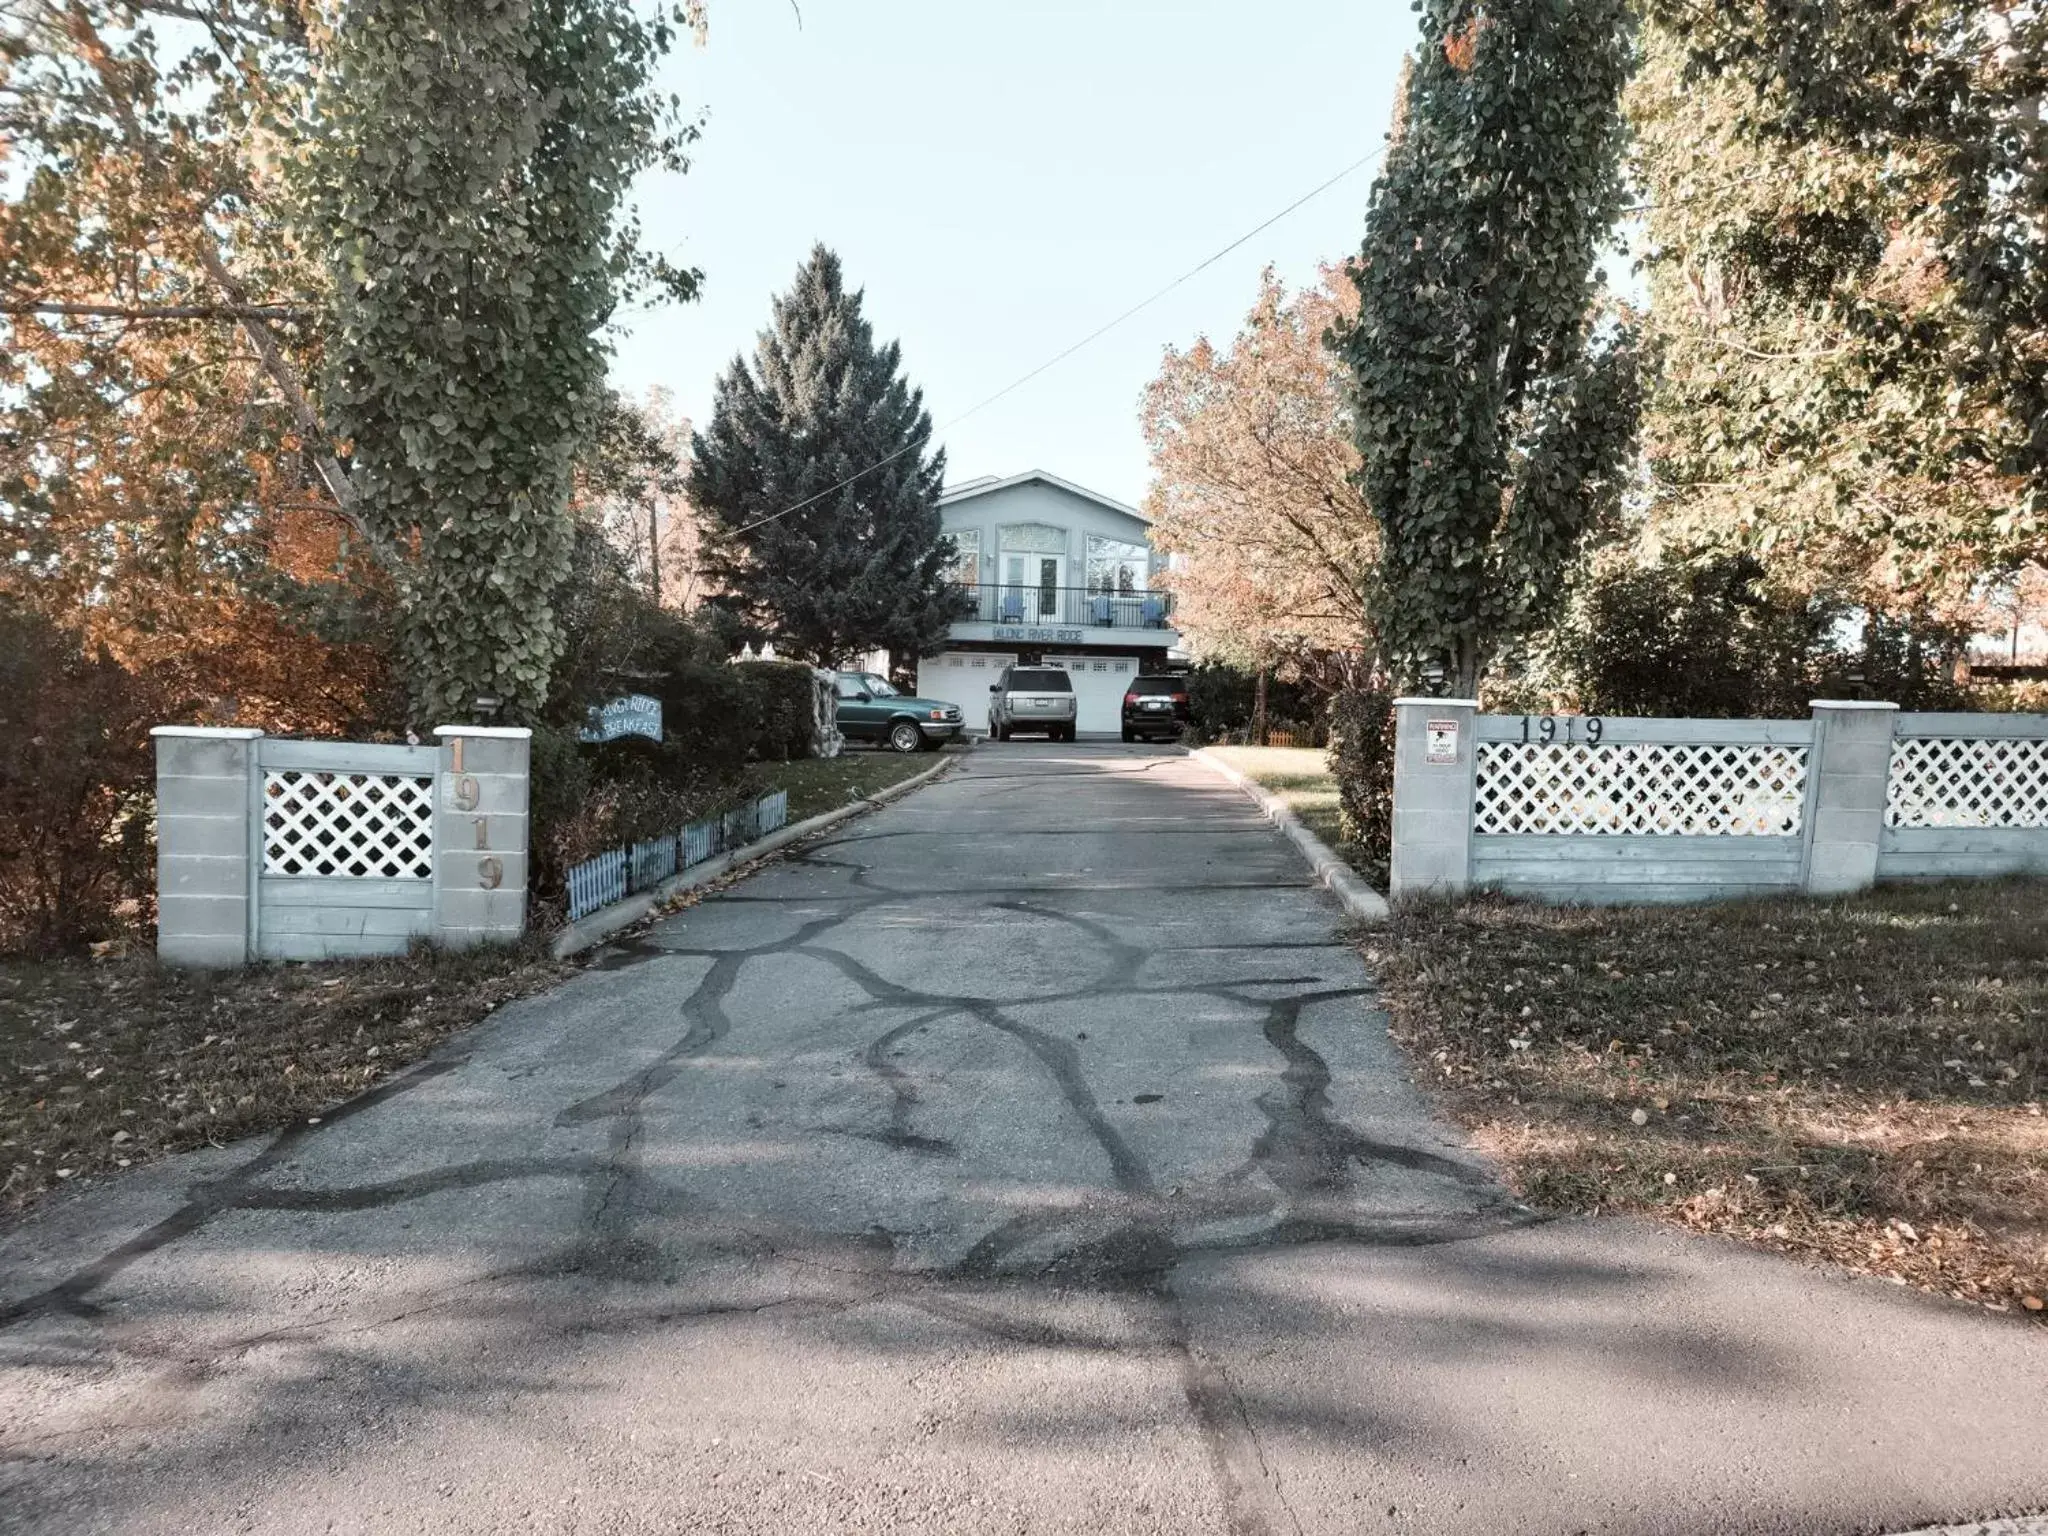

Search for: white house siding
xmin=1044 ymin=654 xmax=1140 ymax=735
xmin=941 ymin=478 xmax=1161 ymax=594
xmin=917 ymin=651 xmax=1016 ymax=733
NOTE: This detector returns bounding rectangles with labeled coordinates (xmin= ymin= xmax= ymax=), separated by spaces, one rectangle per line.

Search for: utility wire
xmin=727 ymin=142 xmax=1390 ymax=536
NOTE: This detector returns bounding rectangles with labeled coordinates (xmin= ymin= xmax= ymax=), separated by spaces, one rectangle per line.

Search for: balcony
xmin=949 ymin=582 xmax=1177 ymax=636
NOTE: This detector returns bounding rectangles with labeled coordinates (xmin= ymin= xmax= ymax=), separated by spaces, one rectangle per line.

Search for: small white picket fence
xmin=564 ymin=788 xmax=790 ymax=922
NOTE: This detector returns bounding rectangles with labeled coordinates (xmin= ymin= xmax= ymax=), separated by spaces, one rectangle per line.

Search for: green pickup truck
xmin=832 ymin=671 xmax=964 ymax=753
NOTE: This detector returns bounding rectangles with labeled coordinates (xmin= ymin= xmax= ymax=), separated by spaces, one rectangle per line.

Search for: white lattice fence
xmin=262 ymin=770 xmax=435 ymax=878
xmin=1474 ymin=742 xmax=1809 ymax=837
xmin=1887 ymin=736 xmax=2048 ymax=829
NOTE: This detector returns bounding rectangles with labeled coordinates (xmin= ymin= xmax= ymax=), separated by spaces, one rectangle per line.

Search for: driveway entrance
xmin=4 ymin=743 xmax=2044 ymax=1535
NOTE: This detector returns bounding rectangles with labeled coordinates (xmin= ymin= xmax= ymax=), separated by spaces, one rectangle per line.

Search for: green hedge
xmin=532 ymin=656 xmax=827 ymax=915
xmin=735 ymin=659 xmax=818 ymax=762
xmin=1186 ymin=660 xmax=1321 ymax=743
xmin=1328 ymin=685 xmax=1395 ymax=881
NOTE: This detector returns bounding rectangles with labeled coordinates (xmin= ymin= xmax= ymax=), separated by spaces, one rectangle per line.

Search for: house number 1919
xmin=1520 ymin=715 xmax=1605 ymax=745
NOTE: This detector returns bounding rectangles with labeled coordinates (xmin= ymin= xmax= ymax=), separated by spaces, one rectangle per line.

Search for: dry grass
xmin=1367 ymin=880 xmax=2048 ymax=1320
xmin=1 ymin=941 xmax=569 ymax=1217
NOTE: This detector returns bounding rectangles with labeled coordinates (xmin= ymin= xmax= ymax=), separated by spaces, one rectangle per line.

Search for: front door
xmin=1001 ymin=554 xmax=1065 ymax=622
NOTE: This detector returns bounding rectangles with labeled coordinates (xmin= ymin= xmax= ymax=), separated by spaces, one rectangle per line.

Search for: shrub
xmin=525 ymin=723 xmax=596 ymax=909
xmin=1540 ymin=553 xmax=1840 ymax=718
xmin=736 ymin=659 xmax=820 ymax=760
xmin=1536 ymin=551 xmax=1983 ymax=717
xmin=0 ymin=601 xmax=157 ymax=956
xmin=525 ymin=722 xmax=737 ymax=923
xmin=1185 ymin=660 xmax=1319 ymax=742
xmin=1839 ymin=613 xmax=1970 ymax=710
xmin=1328 ymin=685 xmax=1395 ymax=880
xmin=649 ymin=655 xmax=754 ymax=773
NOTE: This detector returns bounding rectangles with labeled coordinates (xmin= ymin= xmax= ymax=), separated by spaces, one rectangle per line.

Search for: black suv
xmin=1121 ymin=674 xmax=1190 ymax=742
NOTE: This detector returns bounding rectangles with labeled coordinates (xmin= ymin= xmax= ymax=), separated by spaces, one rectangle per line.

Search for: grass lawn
xmin=0 ymin=743 xmax=964 ymax=1221
xmin=1203 ymin=745 xmax=1374 ymax=878
xmin=1367 ymin=879 xmax=2048 ymax=1319
xmin=745 ymin=739 xmax=964 ymax=823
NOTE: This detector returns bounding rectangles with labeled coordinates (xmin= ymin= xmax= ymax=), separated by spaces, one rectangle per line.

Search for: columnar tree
xmin=1330 ymin=0 xmax=1642 ymax=695
xmin=301 ymin=0 xmax=700 ymax=725
xmin=689 ymin=245 xmax=957 ymax=667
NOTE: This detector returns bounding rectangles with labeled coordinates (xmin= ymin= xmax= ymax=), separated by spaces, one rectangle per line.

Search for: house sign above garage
xmin=993 ymin=625 xmax=1087 ymax=643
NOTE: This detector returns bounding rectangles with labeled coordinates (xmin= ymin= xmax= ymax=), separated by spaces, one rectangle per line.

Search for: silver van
xmin=987 ymin=666 xmax=1078 ymax=742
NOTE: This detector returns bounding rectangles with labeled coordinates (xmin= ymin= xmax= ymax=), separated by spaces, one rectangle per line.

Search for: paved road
xmin=3 ymin=743 xmax=2045 ymax=1535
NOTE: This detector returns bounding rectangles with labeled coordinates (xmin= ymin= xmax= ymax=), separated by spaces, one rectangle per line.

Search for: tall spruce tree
xmin=690 ymin=246 xmax=957 ymax=666
xmin=1330 ymin=0 xmax=1642 ymax=695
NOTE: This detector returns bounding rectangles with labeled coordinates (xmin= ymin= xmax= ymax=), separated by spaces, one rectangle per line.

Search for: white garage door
xmin=918 ymin=652 xmax=1016 ymax=734
xmin=1044 ymin=655 xmax=1140 ymax=735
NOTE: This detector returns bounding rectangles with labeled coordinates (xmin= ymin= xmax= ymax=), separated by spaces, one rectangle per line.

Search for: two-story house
xmin=915 ymin=469 xmax=1182 ymax=735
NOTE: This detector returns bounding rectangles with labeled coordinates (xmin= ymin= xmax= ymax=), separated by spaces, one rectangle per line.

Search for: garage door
xmin=918 ymin=652 xmax=1016 ymax=734
xmin=1044 ymin=655 xmax=1140 ymax=735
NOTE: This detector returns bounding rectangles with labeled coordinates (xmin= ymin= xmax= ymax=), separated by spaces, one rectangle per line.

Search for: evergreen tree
xmin=690 ymin=246 xmax=958 ymax=667
xmin=1329 ymin=0 xmax=1642 ymax=695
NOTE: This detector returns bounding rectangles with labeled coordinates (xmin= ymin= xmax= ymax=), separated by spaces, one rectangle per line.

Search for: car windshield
xmin=1011 ymin=670 xmax=1071 ymax=692
xmin=853 ymin=674 xmax=898 ymax=697
xmin=1128 ymin=676 xmax=1183 ymax=696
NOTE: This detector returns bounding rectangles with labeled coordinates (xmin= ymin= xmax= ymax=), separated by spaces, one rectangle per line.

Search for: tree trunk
xmin=1253 ymin=666 xmax=1269 ymax=745
xmin=649 ymin=501 xmax=662 ymax=608
xmin=1454 ymin=635 xmax=1481 ymax=701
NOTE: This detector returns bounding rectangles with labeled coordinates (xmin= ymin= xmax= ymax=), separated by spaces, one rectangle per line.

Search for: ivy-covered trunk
xmin=1331 ymin=0 xmax=1643 ymax=695
xmin=302 ymin=0 xmax=684 ymax=725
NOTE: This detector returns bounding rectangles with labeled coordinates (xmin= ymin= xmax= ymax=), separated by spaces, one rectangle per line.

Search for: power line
xmin=727 ymin=142 xmax=1390 ymax=536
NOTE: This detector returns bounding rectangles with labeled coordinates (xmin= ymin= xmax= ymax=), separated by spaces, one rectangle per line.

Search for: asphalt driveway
xmin=3 ymin=742 xmax=2045 ymax=1535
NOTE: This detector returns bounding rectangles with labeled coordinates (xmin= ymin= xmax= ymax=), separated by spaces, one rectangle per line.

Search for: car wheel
xmin=887 ymin=720 xmax=923 ymax=754
xmin=1120 ymin=727 xmax=1133 ymax=743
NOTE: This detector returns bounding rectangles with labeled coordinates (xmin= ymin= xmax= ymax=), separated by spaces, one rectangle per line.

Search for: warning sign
xmin=1425 ymin=719 xmax=1460 ymax=766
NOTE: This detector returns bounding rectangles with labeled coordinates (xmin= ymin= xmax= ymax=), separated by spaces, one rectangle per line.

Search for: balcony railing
xmin=952 ymin=583 xmax=1176 ymax=631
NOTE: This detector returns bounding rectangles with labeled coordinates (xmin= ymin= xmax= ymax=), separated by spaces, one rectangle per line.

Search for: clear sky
xmin=606 ymin=0 xmax=1414 ymax=510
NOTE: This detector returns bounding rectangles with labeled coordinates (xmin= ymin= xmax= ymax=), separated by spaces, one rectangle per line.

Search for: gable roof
xmin=938 ymin=469 xmax=1149 ymax=525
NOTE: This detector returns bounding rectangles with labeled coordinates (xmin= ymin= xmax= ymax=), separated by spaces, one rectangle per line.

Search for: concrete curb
xmin=550 ymin=748 xmax=964 ymax=959
xmin=1188 ymin=747 xmax=1390 ymax=924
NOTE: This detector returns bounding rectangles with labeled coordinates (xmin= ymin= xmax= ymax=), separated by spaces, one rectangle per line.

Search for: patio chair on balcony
xmin=1140 ymin=596 xmax=1165 ymax=629
xmin=998 ymin=591 xmax=1025 ymax=625
xmin=1090 ymin=594 xmax=1113 ymax=627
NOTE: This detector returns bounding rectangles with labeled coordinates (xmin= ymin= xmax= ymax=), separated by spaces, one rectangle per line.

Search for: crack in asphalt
xmin=0 ymin=748 xmax=1531 ymax=1536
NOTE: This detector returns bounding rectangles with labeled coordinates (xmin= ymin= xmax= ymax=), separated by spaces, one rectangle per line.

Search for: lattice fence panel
xmin=263 ymin=771 xmax=434 ymax=878
xmin=1474 ymin=742 xmax=1809 ymax=836
xmin=1887 ymin=736 xmax=2048 ymax=828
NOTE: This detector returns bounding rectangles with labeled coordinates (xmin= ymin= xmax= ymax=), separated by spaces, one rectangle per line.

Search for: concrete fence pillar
xmin=1390 ymin=697 xmax=1480 ymax=901
xmin=432 ymin=726 xmax=532 ymax=949
xmin=1802 ymin=700 xmax=1900 ymax=896
xmin=151 ymin=726 xmax=262 ymax=966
